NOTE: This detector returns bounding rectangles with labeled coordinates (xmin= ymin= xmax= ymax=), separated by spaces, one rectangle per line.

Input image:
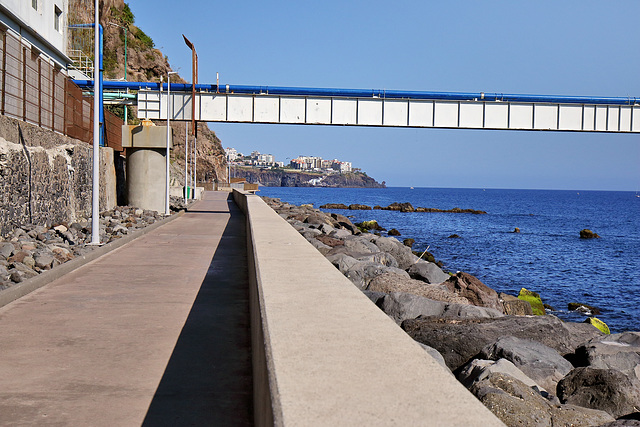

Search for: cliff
xmin=68 ymin=0 xmax=227 ymax=183
xmin=232 ymin=167 xmax=386 ymax=188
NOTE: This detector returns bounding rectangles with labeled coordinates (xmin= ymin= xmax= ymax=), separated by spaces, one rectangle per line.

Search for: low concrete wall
xmin=233 ymin=189 xmax=505 ymax=427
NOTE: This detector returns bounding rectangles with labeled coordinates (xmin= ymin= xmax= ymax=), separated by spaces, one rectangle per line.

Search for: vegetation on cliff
xmin=67 ymin=0 xmax=227 ymax=183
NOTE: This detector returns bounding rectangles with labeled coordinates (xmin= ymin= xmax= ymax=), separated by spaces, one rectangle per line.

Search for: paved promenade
xmin=0 ymin=192 xmax=253 ymax=426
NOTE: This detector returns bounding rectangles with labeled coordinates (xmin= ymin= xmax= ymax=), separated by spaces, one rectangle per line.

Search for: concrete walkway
xmin=0 ymin=192 xmax=253 ymax=426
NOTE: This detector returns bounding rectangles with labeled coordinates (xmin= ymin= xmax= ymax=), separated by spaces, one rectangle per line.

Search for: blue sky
xmin=129 ymin=1 xmax=639 ymax=190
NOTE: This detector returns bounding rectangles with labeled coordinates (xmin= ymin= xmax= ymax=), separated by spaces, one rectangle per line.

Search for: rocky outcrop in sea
xmin=263 ymin=196 xmax=640 ymax=427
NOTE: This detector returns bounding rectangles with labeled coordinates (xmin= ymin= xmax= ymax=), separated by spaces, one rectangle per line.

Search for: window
xmin=54 ymin=6 xmax=62 ymax=32
xmin=32 ymin=0 xmax=38 ymax=11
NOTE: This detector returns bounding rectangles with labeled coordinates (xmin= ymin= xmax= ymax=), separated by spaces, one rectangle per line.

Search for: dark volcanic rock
xmin=469 ymin=372 xmax=614 ymax=427
xmin=402 ymin=315 xmax=604 ymax=372
xmin=580 ymin=229 xmax=601 ymax=239
xmin=387 ymin=228 xmax=401 ymax=236
xmin=407 ymin=260 xmax=450 ymax=284
xmin=480 ymin=336 xmax=574 ymax=392
xmin=499 ymin=292 xmax=534 ymax=316
xmin=443 ymin=272 xmax=504 ymax=313
xmin=557 ymin=367 xmax=640 ymax=418
xmin=348 ymin=204 xmax=372 ymax=210
xmin=568 ymin=302 xmax=602 ymax=315
xmin=319 ymin=203 xmax=348 ymax=210
xmin=574 ymin=332 xmax=640 ymax=381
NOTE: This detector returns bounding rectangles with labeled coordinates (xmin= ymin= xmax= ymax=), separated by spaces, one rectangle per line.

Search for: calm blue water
xmin=259 ymin=187 xmax=640 ymax=333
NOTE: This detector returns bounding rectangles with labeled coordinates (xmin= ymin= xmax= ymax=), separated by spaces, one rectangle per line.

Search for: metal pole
xmin=184 ymin=121 xmax=188 ymax=203
xmin=166 ymin=71 xmax=177 ymax=215
xmin=90 ymin=0 xmax=100 ymax=244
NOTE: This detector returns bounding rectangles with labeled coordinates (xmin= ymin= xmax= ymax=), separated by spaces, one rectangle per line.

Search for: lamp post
xmin=182 ymin=34 xmax=197 ymax=199
xmin=108 ymin=21 xmax=128 ymax=124
xmin=166 ymin=71 xmax=178 ymax=216
xmin=90 ymin=0 xmax=100 ymax=245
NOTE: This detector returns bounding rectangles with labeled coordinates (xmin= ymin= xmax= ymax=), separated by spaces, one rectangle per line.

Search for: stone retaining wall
xmin=232 ymin=189 xmax=505 ymax=427
xmin=0 ymin=115 xmax=118 ymax=236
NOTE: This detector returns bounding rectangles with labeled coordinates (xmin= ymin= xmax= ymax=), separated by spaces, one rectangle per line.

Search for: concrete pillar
xmin=122 ymin=123 xmax=171 ymax=213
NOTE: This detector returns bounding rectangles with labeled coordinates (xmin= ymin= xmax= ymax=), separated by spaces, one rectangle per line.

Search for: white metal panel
xmin=633 ymin=107 xmax=640 ymax=132
xmin=583 ymin=106 xmax=595 ymax=131
xmin=228 ymin=96 xmax=254 ymax=122
xmin=358 ymin=99 xmax=383 ymax=126
xmin=595 ymin=106 xmax=607 ymax=131
xmin=383 ymin=100 xmax=408 ymax=126
xmin=306 ymin=98 xmax=331 ymax=124
xmin=280 ymin=97 xmax=305 ymax=123
xmin=254 ymin=97 xmax=279 ymax=123
xmin=459 ymin=103 xmax=483 ymax=128
xmin=171 ymin=93 xmax=191 ymax=120
xmin=510 ymin=104 xmax=533 ymax=129
xmin=434 ymin=102 xmax=458 ymax=128
xmin=558 ymin=105 xmax=582 ymax=131
xmin=534 ymin=105 xmax=558 ymax=130
xmin=332 ymin=99 xmax=357 ymax=125
xmin=200 ymin=94 xmax=226 ymax=121
xmin=408 ymin=101 xmax=433 ymax=127
xmin=138 ymin=91 xmax=161 ymax=119
xmin=607 ymin=106 xmax=620 ymax=131
xmin=619 ymin=107 xmax=632 ymax=132
xmin=484 ymin=103 xmax=509 ymax=129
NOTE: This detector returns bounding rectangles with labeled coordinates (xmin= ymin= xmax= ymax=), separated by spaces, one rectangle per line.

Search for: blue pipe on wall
xmin=72 ymin=80 xmax=639 ymax=106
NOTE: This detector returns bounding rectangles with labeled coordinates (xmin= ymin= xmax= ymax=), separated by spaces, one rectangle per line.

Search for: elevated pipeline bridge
xmin=74 ymin=80 xmax=640 ymax=133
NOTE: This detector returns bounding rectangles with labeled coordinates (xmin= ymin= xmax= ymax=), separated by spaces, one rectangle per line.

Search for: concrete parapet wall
xmin=232 ymin=189 xmax=505 ymax=426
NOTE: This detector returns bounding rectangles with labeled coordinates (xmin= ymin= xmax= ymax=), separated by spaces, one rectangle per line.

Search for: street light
xmin=166 ymin=71 xmax=178 ymax=216
xmin=108 ymin=21 xmax=128 ymax=124
xmin=90 ymin=0 xmax=100 ymax=245
xmin=182 ymin=34 xmax=197 ymax=198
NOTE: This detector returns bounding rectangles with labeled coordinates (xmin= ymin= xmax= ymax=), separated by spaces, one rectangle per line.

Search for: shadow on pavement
xmin=142 ymin=201 xmax=253 ymax=426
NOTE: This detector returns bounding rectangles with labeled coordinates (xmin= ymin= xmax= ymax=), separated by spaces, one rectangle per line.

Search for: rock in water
xmin=580 ymin=229 xmax=601 ymax=239
xmin=557 ymin=367 xmax=640 ymax=419
xmin=568 ymin=302 xmax=602 ymax=315
xmin=518 ymin=287 xmax=546 ymax=315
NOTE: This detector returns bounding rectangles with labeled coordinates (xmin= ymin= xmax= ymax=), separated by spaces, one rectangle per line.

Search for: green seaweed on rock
xmin=517 ymin=287 xmax=546 ymax=316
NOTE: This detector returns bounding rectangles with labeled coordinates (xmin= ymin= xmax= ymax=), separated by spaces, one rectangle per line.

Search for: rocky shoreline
xmin=0 ymin=197 xmax=187 ymax=290
xmin=263 ymin=196 xmax=640 ymax=427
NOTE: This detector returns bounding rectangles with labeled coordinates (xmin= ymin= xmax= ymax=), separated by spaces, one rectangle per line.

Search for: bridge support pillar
xmin=122 ymin=124 xmax=171 ymax=213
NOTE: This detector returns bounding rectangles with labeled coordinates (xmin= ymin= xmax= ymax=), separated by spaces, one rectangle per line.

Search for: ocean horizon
xmin=259 ymin=186 xmax=640 ymax=333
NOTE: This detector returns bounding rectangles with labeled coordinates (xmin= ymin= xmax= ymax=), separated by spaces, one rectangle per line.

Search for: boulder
xmin=304 ymin=213 xmax=333 ymax=226
xmin=401 ymin=315 xmax=604 ymax=372
xmin=355 ymin=220 xmax=384 ymax=231
xmin=402 ymin=238 xmax=415 ymax=248
xmin=417 ymin=343 xmax=449 ymax=371
xmin=319 ymin=203 xmax=348 ymax=210
xmin=33 ymin=252 xmax=54 ymax=270
xmin=480 ymin=336 xmax=574 ymax=393
xmin=356 ymin=252 xmax=399 ymax=268
xmin=580 ymin=229 xmax=601 ymax=239
xmin=328 ymin=228 xmax=353 ymax=239
xmin=348 ymin=204 xmax=372 ymax=210
xmin=598 ymin=420 xmax=640 ymax=427
xmin=469 ymin=372 xmax=614 ymax=427
xmin=326 ymin=253 xmax=360 ymax=275
xmin=344 ymin=262 xmax=408 ymax=290
xmin=574 ymin=332 xmax=640 ymax=381
xmin=373 ymin=236 xmax=416 ymax=270
xmin=443 ymin=272 xmax=504 ymax=313
xmin=379 ymin=292 xmax=447 ymax=323
xmin=457 ymin=358 xmax=545 ymax=392
xmin=306 ymin=238 xmax=332 ymax=255
xmin=387 ymin=228 xmax=401 ymax=236
xmin=0 ymin=242 xmax=15 ymax=259
xmin=518 ymin=287 xmax=546 ymax=315
xmin=499 ymin=292 xmax=534 ymax=315
xmin=568 ymin=302 xmax=602 ymax=315
xmin=557 ymin=367 xmax=640 ymax=418
xmin=407 ymin=260 xmax=450 ymax=284
xmin=342 ymin=236 xmax=380 ymax=255
xmin=385 ymin=202 xmax=415 ymax=212
xmin=314 ymin=235 xmax=344 ymax=248
xmin=362 ymin=290 xmax=386 ymax=305
xmin=367 ymin=272 xmax=470 ymax=305
xmin=441 ymin=304 xmax=504 ymax=319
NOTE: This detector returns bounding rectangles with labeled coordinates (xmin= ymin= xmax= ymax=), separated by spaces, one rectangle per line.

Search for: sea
xmin=258 ymin=186 xmax=640 ymax=333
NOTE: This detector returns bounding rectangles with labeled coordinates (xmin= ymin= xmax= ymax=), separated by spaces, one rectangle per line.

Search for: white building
xmin=0 ymin=0 xmax=70 ymax=69
xmin=225 ymin=147 xmax=239 ymax=161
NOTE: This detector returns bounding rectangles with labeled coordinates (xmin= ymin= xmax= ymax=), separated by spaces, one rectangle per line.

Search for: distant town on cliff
xmin=225 ymin=147 xmax=357 ymax=174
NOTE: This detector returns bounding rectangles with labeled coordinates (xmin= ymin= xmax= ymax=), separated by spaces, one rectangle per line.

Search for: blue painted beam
xmin=72 ymin=80 xmax=640 ymax=106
